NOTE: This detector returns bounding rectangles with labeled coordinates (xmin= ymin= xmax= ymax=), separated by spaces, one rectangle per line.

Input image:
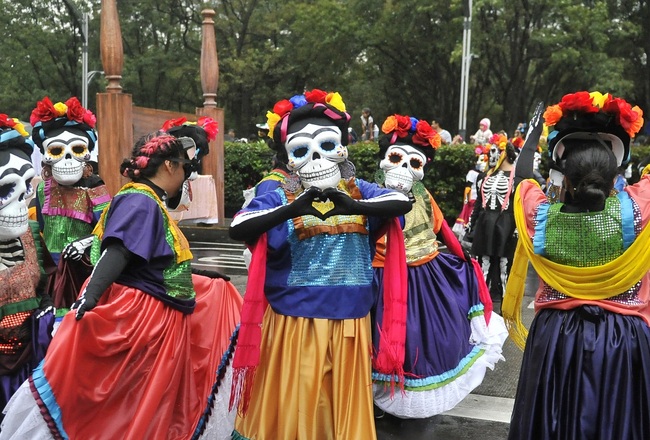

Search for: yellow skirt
xmin=233 ymin=307 xmax=376 ymax=440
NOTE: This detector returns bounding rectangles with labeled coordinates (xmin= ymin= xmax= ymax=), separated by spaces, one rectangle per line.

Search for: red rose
xmin=558 ymin=91 xmax=598 ymax=113
xmin=394 ymin=115 xmax=412 ymax=137
xmin=603 ymin=97 xmax=641 ymax=136
xmin=0 ymin=114 xmax=16 ymax=129
xmin=82 ymin=110 xmax=97 ymax=128
xmin=198 ymin=116 xmax=219 ymax=142
xmin=162 ymin=117 xmax=187 ymax=131
xmin=273 ymin=100 xmax=294 ymax=117
xmin=30 ymin=96 xmax=57 ymax=126
xmin=304 ymin=89 xmax=327 ymax=104
xmin=65 ymin=97 xmax=85 ymax=123
xmin=413 ymin=120 xmax=441 ymax=149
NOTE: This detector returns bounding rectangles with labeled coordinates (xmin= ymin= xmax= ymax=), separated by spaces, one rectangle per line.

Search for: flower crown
xmin=161 ymin=116 xmax=219 ymax=142
xmin=266 ymin=89 xmax=346 ymax=135
xmin=29 ymin=96 xmax=96 ymax=129
xmin=543 ymin=91 xmax=644 ymax=138
xmin=0 ymin=114 xmax=29 ymax=137
xmin=487 ymin=133 xmax=508 ymax=150
xmin=381 ymin=115 xmax=441 ymax=150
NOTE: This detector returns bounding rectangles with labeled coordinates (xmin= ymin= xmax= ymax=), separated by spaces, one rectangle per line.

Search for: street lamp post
xmin=458 ymin=0 xmax=472 ymax=142
xmin=62 ymin=0 xmax=90 ymax=108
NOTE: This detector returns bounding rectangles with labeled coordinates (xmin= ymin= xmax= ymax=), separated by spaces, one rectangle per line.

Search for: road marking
xmin=442 ymin=394 xmax=513 ymax=423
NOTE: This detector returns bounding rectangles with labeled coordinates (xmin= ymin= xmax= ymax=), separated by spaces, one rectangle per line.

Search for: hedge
xmin=224 ymin=141 xmax=650 ymax=222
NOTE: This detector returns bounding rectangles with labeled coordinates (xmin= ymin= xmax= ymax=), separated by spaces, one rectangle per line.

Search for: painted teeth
xmin=300 ymin=166 xmax=338 ymax=182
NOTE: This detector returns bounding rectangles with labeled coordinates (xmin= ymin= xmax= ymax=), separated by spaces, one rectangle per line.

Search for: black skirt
xmin=509 ymin=305 xmax=650 ymax=440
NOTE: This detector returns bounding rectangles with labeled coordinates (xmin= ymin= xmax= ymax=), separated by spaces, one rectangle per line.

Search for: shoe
xmin=374 ymin=405 xmax=385 ymax=419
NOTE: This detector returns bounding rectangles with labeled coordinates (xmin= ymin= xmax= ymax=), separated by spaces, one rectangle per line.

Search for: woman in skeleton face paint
xmin=371 ymin=115 xmax=507 ymax=419
xmin=0 ymin=131 xmax=243 ymax=439
xmin=466 ymin=133 xmax=521 ymax=311
xmin=29 ymin=97 xmax=111 ymax=269
xmin=0 ymin=114 xmax=55 ymax=417
xmin=228 ymin=89 xmax=411 ymax=440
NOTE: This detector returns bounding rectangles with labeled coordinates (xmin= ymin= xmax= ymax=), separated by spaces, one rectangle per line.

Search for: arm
xmin=515 ymin=101 xmax=545 ymax=182
xmin=229 ymin=186 xmax=325 ymax=242
xmin=71 ymin=240 xmax=132 ymax=320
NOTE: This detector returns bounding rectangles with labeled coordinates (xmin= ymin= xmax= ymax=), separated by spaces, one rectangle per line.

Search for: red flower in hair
xmin=197 ymin=116 xmax=219 ymax=142
xmin=304 ymin=89 xmax=328 ymax=104
xmin=412 ymin=120 xmax=441 ymax=149
xmin=65 ymin=97 xmax=85 ymax=123
xmin=82 ymin=110 xmax=97 ymax=128
xmin=0 ymin=114 xmax=17 ymax=129
xmin=162 ymin=117 xmax=188 ymax=131
xmin=558 ymin=91 xmax=599 ymax=114
xmin=394 ymin=115 xmax=412 ymax=137
xmin=30 ymin=97 xmax=57 ymax=126
xmin=273 ymin=100 xmax=294 ymax=118
xmin=602 ymin=97 xmax=643 ymax=137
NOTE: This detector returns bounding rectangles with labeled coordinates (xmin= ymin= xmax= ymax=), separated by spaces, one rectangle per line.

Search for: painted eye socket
xmin=388 ymin=152 xmax=403 ymax=164
xmin=47 ymin=146 xmax=64 ymax=158
xmin=0 ymin=182 xmax=15 ymax=202
xmin=24 ymin=179 xmax=34 ymax=199
xmin=72 ymin=145 xmax=87 ymax=155
xmin=320 ymin=141 xmax=336 ymax=151
xmin=409 ymin=157 xmax=424 ymax=170
xmin=292 ymin=146 xmax=309 ymax=159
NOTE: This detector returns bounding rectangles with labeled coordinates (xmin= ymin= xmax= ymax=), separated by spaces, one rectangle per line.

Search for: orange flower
xmin=543 ymin=104 xmax=563 ymax=126
xmin=382 ymin=116 xmax=398 ymax=134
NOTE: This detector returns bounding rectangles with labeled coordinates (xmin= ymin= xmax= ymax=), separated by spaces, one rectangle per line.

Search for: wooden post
xmin=97 ymin=0 xmax=132 ymax=196
xmin=197 ymin=9 xmax=225 ymax=225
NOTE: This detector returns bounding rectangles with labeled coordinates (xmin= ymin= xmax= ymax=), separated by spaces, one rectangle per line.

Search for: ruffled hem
xmin=373 ymin=313 xmax=508 ymax=419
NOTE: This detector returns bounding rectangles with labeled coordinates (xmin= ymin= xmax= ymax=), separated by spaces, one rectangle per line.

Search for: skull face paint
xmin=0 ymin=151 xmax=36 ymax=240
xmin=379 ymin=144 xmax=427 ymax=194
xmin=285 ymin=122 xmax=347 ymax=190
xmin=42 ymin=130 xmax=90 ymax=185
xmin=488 ymin=144 xmax=502 ymax=168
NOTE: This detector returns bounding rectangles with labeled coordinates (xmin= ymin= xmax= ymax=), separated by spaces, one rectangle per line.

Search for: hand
xmin=62 ymin=235 xmax=94 ymax=260
xmin=71 ymin=290 xmax=101 ymax=320
xmin=290 ymin=186 xmax=327 ymax=219
xmin=319 ymin=187 xmax=359 ymax=218
xmin=36 ymin=294 xmax=55 ymax=319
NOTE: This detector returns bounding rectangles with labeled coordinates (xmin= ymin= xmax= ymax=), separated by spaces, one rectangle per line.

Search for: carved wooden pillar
xmin=97 ymin=0 xmax=133 ymax=196
xmin=196 ymin=8 xmax=225 ymax=225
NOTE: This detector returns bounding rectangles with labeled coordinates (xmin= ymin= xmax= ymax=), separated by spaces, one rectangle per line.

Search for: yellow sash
xmin=502 ymin=180 xmax=650 ymax=349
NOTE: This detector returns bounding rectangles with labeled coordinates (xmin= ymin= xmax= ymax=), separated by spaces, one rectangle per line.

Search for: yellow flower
xmin=11 ymin=119 xmax=29 ymax=137
xmin=53 ymin=102 xmax=68 ymax=117
xmin=266 ymin=111 xmax=282 ymax=135
xmin=589 ymin=91 xmax=608 ymax=108
xmin=325 ymin=92 xmax=346 ymax=112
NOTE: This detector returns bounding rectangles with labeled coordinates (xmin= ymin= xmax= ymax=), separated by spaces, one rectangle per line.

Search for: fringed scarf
xmin=230 ymin=218 xmax=408 ymax=414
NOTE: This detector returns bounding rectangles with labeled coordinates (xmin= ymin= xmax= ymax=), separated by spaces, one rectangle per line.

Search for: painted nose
xmin=401 ymin=163 xmax=408 ymax=168
xmin=312 ymin=152 xmax=321 ymax=160
xmin=65 ymin=153 xmax=72 ymax=159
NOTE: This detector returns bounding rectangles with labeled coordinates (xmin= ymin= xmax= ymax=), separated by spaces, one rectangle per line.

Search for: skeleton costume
xmin=371 ymin=115 xmax=507 ymax=418
xmin=0 ymin=115 xmax=55 ymax=415
xmin=229 ymin=89 xmax=411 ymax=440
xmin=30 ymin=97 xmax=111 ymax=267
xmin=452 ymin=147 xmax=488 ymax=237
xmin=0 ymin=132 xmax=242 ymax=439
xmin=504 ymin=92 xmax=650 ymax=439
xmin=468 ymin=133 xmax=521 ymax=308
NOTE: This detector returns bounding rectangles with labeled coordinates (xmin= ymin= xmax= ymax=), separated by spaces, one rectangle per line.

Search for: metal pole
xmin=458 ymin=21 xmax=467 ymax=136
xmin=82 ymin=12 xmax=89 ymax=108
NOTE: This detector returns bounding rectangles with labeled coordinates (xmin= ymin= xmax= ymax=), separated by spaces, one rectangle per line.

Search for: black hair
xmin=562 ymin=139 xmax=617 ymax=210
xmin=166 ymin=124 xmax=210 ymax=159
xmin=120 ymin=131 xmax=185 ymax=180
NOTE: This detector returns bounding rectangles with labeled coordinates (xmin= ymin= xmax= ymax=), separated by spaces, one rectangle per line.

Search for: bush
xmin=224 ymin=141 xmax=650 ymax=220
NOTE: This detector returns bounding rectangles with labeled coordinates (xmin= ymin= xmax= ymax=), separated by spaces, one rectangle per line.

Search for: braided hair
xmin=120 ymin=131 xmax=185 ymax=180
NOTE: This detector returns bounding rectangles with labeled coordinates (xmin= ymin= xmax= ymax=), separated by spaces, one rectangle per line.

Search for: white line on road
xmin=442 ymin=394 xmax=513 ymax=424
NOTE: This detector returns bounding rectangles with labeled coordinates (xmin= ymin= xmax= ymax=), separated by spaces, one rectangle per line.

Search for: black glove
xmin=35 ymin=293 xmax=55 ymax=319
xmin=191 ymin=267 xmax=231 ymax=281
xmin=320 ymin=187 xmax=412 ymax=218
xmin=71 ymin=242 xmax=132 ymax=320
xmin=61 ymin=235 xmax=95 ymax=260
xmin=229 ymin=187 xmax=325 ymax=242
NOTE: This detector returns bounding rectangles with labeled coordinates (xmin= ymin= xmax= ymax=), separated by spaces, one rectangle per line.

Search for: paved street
xmin=184 ymin=225 xmax=537 ymax=440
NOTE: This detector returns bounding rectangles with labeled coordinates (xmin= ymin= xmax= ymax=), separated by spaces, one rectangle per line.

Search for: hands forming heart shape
xmin=292 ymin=187 xmax=358 ymax=220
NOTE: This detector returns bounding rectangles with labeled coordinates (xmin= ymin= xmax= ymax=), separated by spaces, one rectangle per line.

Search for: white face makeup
xmin=0 ymin=153 xmax=36 ymax=240
xmin=285 ymin=122 xmax=347 ymax=190
xmin=42 ymin=130 xmax=91 ymax=185
xmin=379 ymin=144 xmax=427 ymax=194
xmin=488 ymin=144 xmax=501 ymax=168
